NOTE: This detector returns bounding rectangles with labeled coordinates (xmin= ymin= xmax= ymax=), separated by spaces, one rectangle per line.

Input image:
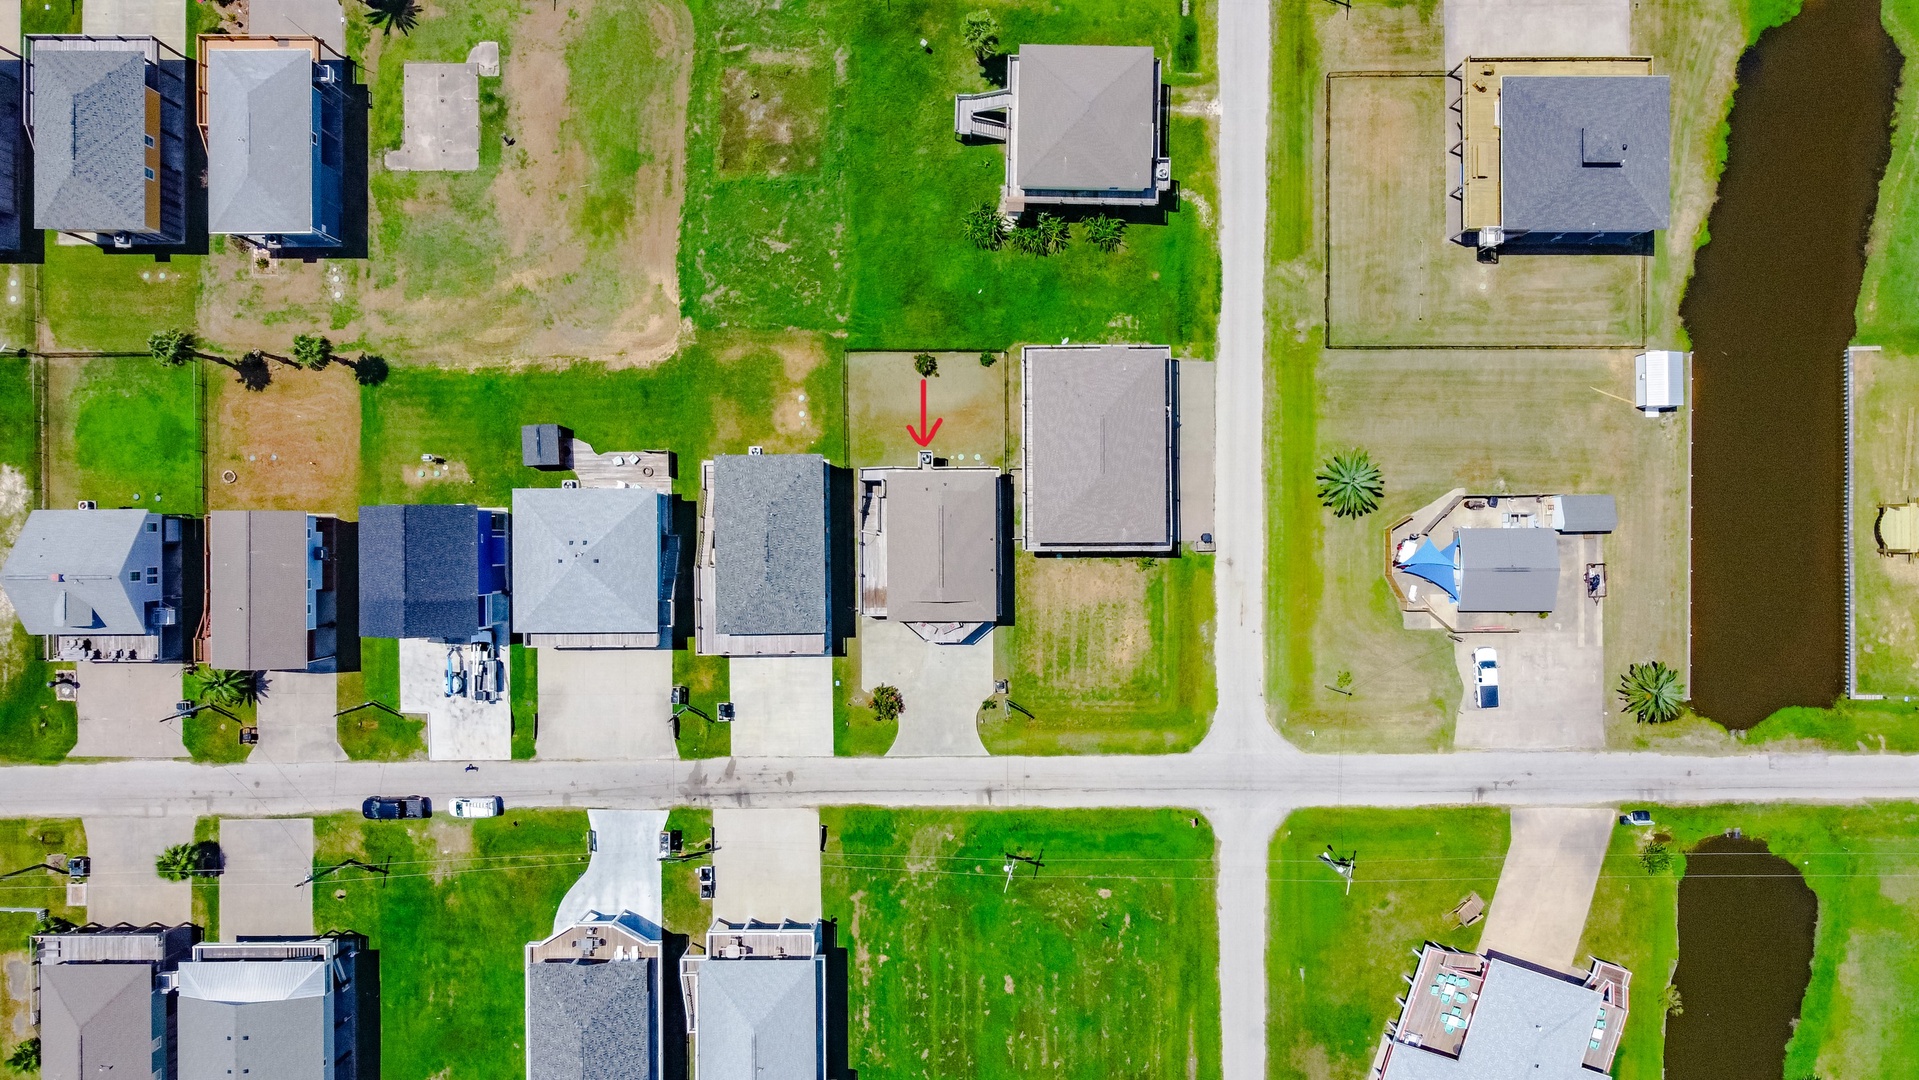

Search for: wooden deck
xmin=1392 ymin=946 xmax=1487 ymax=1058
xmin=529 ymin=920 xmax=659 ymax=964
xmin=571 ymin=439 xmax=673 ymax=493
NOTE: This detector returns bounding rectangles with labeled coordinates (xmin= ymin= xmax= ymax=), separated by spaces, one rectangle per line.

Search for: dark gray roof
xmin=696 ymin=958 xmax=821 ymax=1080
xmin=1381 ymin=958 xmax=1602 ymax=1080
xmin=40 ymin=963 xmax=160 ymax=1080
xmin=30 ymin=43 xmax=153 ymax=232
xmin=207 ymin=45 xmax=317 ymax=235
xmin=358 ymin=504 xmax=481 ymax=639
xmin=526 ymin=959 xmax=657 ymax=1080
xmin=523 ymin=424 xmax=569 ymax=468
xmin=1023 ymin=346 xmax=1173 ymax=549
xmin=1012 ymin=44 xmax=1158 ymax=192
xmin=1 ymin=508 xmax=159 ymax=635
xmin=512 ymin=488 xmax=665 ymax=635
xmin=713 ymin=455 xmax=829 ymax=637
xmin=1556 ymin=495 xmax=1616 ymax=534
xmin=884 ymin=469 xmax=999 ymax=623
xmin=1457 ymin=528 xmax=1560 ymax=613
xmin=209 ymin=510 xmax=313 ymax=670
xmin=176 ymin=959 xmax=332 ymax=1080
xmin=1499 ymin=76 xmax=1671 ymax=233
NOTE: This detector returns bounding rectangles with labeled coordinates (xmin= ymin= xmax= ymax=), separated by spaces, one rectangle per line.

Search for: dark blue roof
xmin=358 ymin=504 xmax=482 ymax=639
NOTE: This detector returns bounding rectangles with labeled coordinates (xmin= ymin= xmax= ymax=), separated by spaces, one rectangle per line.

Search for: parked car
xmin=1472 ymin=648 xmax=1500 ymax=709
xmin=362 ymin=795 xmax=431 ymax=820
xmin=450 ymin=796 xmax=504 ymax=819
xmin=1620 ymin=810 xmax=1654 ymax=827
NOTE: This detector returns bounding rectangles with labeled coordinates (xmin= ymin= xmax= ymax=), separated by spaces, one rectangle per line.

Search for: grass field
xmin=336 ymin=638 xmax=426 ymax=760
xmin=986 ymin=553 xmax=1216 ymax=754
xmin=1267 ymin=807 xmax=1508 ymax=1080
xmin=181 ymin=668 xmax=255 ymax=764
xmin=847 ymin=350 xmax=1010 ymax=468
xmin=1574 ymin=818 xmax=1679 ymax=1080
xmin=313 ymin=810 xmax=592 ymax=1080
xmin=0 ymin=358 xmax=77 ymax=763
xmin=44 ymin=356 xmax=203 ymax=514
xmin=0 ymin=818 xmax=87 ymax=1064
xmin=39 ymin=244 xmax=202 ymax=353
xmin=510 ymin=645 xmax=536 ymax=760
xmin=661 ymin=807 xmax=713 ymax=937
xmin=205 ymin=368 xmax=363 ymax=515
xmin=673 ymin=650 xmax=731 ymax=758
xmin=192 ymin=817 xmax=220 ymax=940
xmin=823 ymin=808 xmax=1221 ymax=1080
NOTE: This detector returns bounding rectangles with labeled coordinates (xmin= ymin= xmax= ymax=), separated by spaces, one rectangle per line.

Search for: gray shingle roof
xmin=713 ymin=454 xmax=830 ymax=637
xmin=526 ymin=960 xmax=657 ymax=1080
xmin=207 ymin=45 xmax=316 ymax=235
xmin=696 ymin=958 xmax=822 ymax=1080
xmin=40 ymin=963 xmax=160 ymax=1080
xmin=209 ymin=510 xmax=313 ymax=670
xmin=1499 ymin=76 xmax=1671 ymax=234
xmin=1 ymin=508 xmax=158 ymax=635
xmin=884 ymin=469 xmax=1000 ymax=623
xmin=31 ymin=45 xmax=153 ymax=232
xmin=358 ymin=504 xmax=481 ymax=639
xmin=523 ymin=424 xmax=569 ymax=468
xmin=1012 ymin=44 xmax=1158 ymax=192
xmin=1023 ymin=345 xmax=1173 ymax=549
xmin=1555 ymin=495 xmax=1616 ymax=534
xmin=512 ymin=488 xmax=665 ymax=635
xmin=176 ymin=960 xmax=332 ymax=1080
xmin=1456 ymin=528 xmax=1560 ymax=613
xmin=1380 ymin=958 xmax=1602 ymax=1080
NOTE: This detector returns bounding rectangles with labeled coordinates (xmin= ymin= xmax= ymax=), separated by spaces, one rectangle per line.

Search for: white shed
xmin=1635 ymin=350 xmax=1686 ymax=414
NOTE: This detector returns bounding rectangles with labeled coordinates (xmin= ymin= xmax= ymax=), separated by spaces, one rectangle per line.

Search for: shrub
xmin=1314 ymin=448 xmax=1384 ymax=518
xmin=6 ymin=1038 xmax=39 ymax=1073
xmin=961 ymin=10 xmax=1000 ymax=62
xmin=1618 ymin=660 xmax=1685 ymax=724
xmin=1083 ymin=215 xmax=1126 ymax=252
xmin=1035 ymin=213 xmax=1070 ymax=254
xmin=979 ymin=350 xmax=998 ymax=367
xmin=1639 ymin=840 xmax=1673 ymax=875
xmin=913 ymin=353 xmax=939 ymax=378
xmin=962 ymin=203 xmax=1007 ymax=250
xmin=870 ymin=684 xmax=904 ymax=722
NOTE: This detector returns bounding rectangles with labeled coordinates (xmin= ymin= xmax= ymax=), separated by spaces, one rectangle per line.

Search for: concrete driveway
xmin=551 ymin=809 xmax=668 ymax=934
xmin=399 ymin=639 xmax=511 ymax=761
xmin=256 ymin=672 xmax=346 ymax=764
xmin=536 ymin=650 xmax=676 ymax=760
xmin=1477 ymin=808 xmax=1617 ymax=971
xmin=217 ymin=818 xmax=314 ymax=939
xmin=247 ymin=0 xmax=346 ymax=53
xmin=1454 ymin=534 xmax=1606 ymax=750
xmin=1443 ymin=0 xmax=1631 ymax=69
xmin=82 ymin=0 xmax=185 ymax=52
xmin=82 ymin=816 xmax=194 ymax=926
xmin=728 ymin=657 xmax=833 ymax=757
xmin=859 ymin=621 xmax=989 ymax=757
xmin=72 ymin=662 xmax=187 ymax=759
xmin=710 ymin=808 xmax=820 ymax=924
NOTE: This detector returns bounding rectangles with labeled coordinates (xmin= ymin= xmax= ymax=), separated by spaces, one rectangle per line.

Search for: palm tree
xmin=148 ymin=329 xmax=195 ymax=367
xmin=1083 ymin=215 xmax=1126 ymax=253
xmin=291 ymin=333 xmax=334 ymax=370
xmin=364 ymin=0 xmax=420 ymax=35
xmin=1314 ymin=449 xmax=1384 ymax=518
xmin=961 ymin=10 xmax=1000 ymax=62
xmin=190 ymin=666 xmax=258 ymax=707
xmin=348 ymin=353 xmax=390 ymax=386
xmin=155 ymin=841 xmax=204 ymax=882
xmin=1618 ymin=660 xmax=1684 ymax=724
xmin=962 ymin=203 xmax=1007 ymax=250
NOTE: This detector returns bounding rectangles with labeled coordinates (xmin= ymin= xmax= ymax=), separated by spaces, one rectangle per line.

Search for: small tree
xmin=979 ymin=350 xmax=998 ymax=368
xmin=1618 ymin=660 xmax=1684 ymax=724
xmin=1639 ymin=840 xmax=1673 ymax=875
xmin=913 ymin=353 xmax=939 ymax=379
xmin=364 ymin=0 xmax=420 ymax=35
xmin=1082 ymin=215 xmax=1126 ymax=253
xmin=1314 ymin=448 xmax=1384 ymax=518
xmin=962 ymin=203 xmax=1007 ymax=250
xmin=189 ymin=666 xmax=258 ymax=707
xmin=870 ymin=684 xmax=904 ymax=723
xmin=1034 ymin=212 xmax=1070 ymax=254
xmin=960 ymin=9 xmax=1000 ymax=62
xmin=148 ymin=329 xmax=195 ymax=368
xmin=5 ymin=1038 xmax=39 ymax=1073
xmin=290 ymin=333 xmax=334 ymax=371
xmin=155 ymin=842 xmax=207 ymax=882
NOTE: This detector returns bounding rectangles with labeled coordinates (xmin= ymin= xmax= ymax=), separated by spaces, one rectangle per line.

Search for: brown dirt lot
xmin=207 ymin=369 xmax=362 ymax=514
xmin=847 ymin=351 xmax=1009 ymax=468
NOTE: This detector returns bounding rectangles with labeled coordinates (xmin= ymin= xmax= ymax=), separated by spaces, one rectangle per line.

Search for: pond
xmin=1683 ymin=0 xmax=1901 ymax=727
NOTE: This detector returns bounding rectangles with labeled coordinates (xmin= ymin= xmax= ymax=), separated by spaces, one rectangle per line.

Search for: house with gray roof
xmin=695 ymin=453 xmax=833 ymax=656
xmin=357 ymin=504 xmax=509 ymax=644
xmin=33 ymin=923 xmax=198 ymax=1080
xmin=198 ymin=36 xmax=349 ymax=250
xmin=26 ymin=35 xmax=190 ymax=249
xmin=680 ymin=920 xmax=826 ymax=1080
xmin=1 ymin=508 xmax=188 ymax=661
xmin=857 ymin=461 xmax=1002 ymax=643
xmin=512 ymin=487 xmax=681 ymax=649
xmin=174 ymin=936 xmax=361 ymax=1080
xmin=954 ymin=43 xmax=1170 ymax=212
xmin=525 ymin=911 xmax=663 ymax=1080
xmin=1022 ymin=344 xmax=1176 ymax=554
xmin=1456 ymin=528 xmax=1560 ymax=614
xmin=0 ymin=47 xmax=30 ymax=254
xmin=208 ymin=511 xmax=340 ymax=671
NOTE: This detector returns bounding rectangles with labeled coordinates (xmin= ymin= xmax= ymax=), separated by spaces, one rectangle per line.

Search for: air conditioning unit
xmin=716 ymin=701 xmax=736 ymax=723
xmin=747 ymin=446 xmax=764 ymax=456
xmin=560 ymin=479 xmax=580 ymax=489
xmin=75 ymin=500 xmax=95 ymax=510
xmin=316 ymin=65 xmax=338 ymax=85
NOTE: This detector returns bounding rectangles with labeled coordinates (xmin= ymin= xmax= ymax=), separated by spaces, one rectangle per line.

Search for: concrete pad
xmin=72 ymin=662 xmax=187 ymax=759
xmin=1443 ymin=0 xmax=1632 ymax=70
xmin=551 ymin=809 xmax=668 ymax=934
xmin=384 ymin=63 xmax=482 ymax=172
xmin=82 ymin=816 xmax=194 ymax=926
xmin=399 ymin=639 xmax=511 ymax=761
xmin=255 ymin=672 xmax=347 ymax=764
xmin=248 ymin=0 xmax=348 ymax=54
xmin=1454 ymin=534 xmax=1606 ymax=750
xmin=535 ymin=649 xmax=676 ymax=760
xmin=82 ymin=0 xmax=186 ymax=53
xmin=1177 ymin=360 xmax=1216 ymax=548
xmin=0 ymin=3 xmax=17 ymax=59
xmin=728 ymin=656 xmax=833 ymax=757
xmin=217 ymin=818 xmax=314 ymax=939
xmin=1477 ymin=808 xmax=1617 ymax=971
xmin=859 ymin=620 xmax=989 ymax=757
xmin=710 ymin=808 xmax=820 ymax=924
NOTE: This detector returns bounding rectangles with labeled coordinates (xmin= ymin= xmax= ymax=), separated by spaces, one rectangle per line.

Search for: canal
xmin=1683 ymin=0 xmax=1901 ymax=727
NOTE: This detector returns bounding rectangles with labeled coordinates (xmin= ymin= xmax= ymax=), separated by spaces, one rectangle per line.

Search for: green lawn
xmin=23 ymin=0 xmax=83 ymax=35
xmin=510 ymin=644 xmax=536 ymax=759
xmin=1575 ymin=818 xmax=1679 ymax=1080
xmin=661 ymin=807 xmax=713 ymax=938
xmin=673 ymin=649 xmax=731 ymax=758
xmin=336 ymin=639 xmax=426 ymax=760
xmin=192 ymin=817 xmax=220 ymax=941
xmin=40 ymin=244 xmax=203 ymax=353
xmin=0 ymin=818 xmax=87 ymax=1069
xmin=0 ymin=358 xmax=76 ymax=763
xmin=313 ymin=810 xmax=591 ymax=1080
xmin=834 ymin=638 xmax=897 ymax=756
xmin=181 ymin=668 xmax=255 ymax=764
xmin=985 ymin=553 xmax=1215 ymax=754
xmin=1267 ymin=807 xmax=1509 ymax=1080
xmin=47 ymin=356 xmax=203 ymax=514
xmin=823 ymin=807 xmax=1221 ymax=1080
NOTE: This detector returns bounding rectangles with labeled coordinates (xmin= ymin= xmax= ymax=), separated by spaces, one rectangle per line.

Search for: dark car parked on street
xmin=362 ymin=795 xmax=431 ymax=820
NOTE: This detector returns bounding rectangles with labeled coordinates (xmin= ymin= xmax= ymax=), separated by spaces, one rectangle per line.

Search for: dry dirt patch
xmin=713 ymin=332 xmax=828 ymax=451
xmin=208 ymin=368 xmax=363 ymax=514
xmin=720 ymin=50 xmax=828 ymax=176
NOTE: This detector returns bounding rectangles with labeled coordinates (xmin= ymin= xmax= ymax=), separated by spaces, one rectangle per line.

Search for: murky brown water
xmin=1684 ymin=0 xmax=1901 ymax=727
xmin=1665 ymin=834 xmax=1818 ymax=1080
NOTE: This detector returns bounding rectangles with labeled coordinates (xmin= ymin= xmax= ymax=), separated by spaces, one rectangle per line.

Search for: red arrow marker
xmin=906 ymin=378 xmax=944 ymax=447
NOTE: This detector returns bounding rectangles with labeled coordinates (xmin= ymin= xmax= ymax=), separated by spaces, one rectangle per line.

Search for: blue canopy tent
xmin=1398 ymin=537 xmax=1459 ymax=600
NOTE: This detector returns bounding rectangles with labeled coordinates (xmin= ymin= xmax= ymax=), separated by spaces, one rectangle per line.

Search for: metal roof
xmin=1554 ymin=495 xmax=1617 ymax=534
xmin=1381 ymin=958 xmax=1603 ymax=1080
xmin=207 ymin=45 xmax=317 ymax=235
xmin=695 ymin=957 xmax=822 ymax=1080
xmin=1023 ymin=345 xmax=1173 ymax=549
xmin=883 ymin=469 xmax=999 ymax=623
xmin=526 ymin=959 xmax=657 ymax=1080
xmin=40 ymin=963 xmax=160 ymax=1080
xmin=177 ymin=960 xmax=332 ymax=1080
xmin=512 ymin=487 xmax=666 ymax=635
xmin=1 ymin=508 xmax=158 ymax=635
xmin=1456 ymin=528 xmax=1560 ymax=613
xmin=713 ymin=454 xmax=830 ymax=637
xmin=31 ymin=44 xmax=153 ymax=232
xmin=208 ymin=510 xmax=313 ymax=670
xmin=1011 ymin=44 xmax=1157 ymax=192
xmin=1499 ymin=76 xmax=1671 ymax=233
xmin=357 ymin=504 xmax=482 ymax=639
